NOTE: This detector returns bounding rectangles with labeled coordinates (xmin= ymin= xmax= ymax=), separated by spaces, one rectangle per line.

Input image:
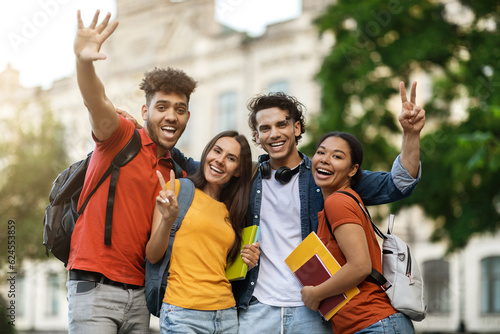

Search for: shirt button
xmin=250 ymin=282 xmax=255 ymax=285
xmin=254 ymin=215 xmax=258 ymax=219
xmin=257 ymin=190 xmax=261 ymax=194
xmin=316 ymin=188 xmax=321 ymax=192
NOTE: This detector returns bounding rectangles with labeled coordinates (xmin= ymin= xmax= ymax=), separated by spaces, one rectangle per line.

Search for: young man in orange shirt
xmin=67 ymin=10 xmax=196 ymax=333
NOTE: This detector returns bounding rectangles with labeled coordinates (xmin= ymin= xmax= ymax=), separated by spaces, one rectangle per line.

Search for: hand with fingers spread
xmin=398 ymin=81 xmax=426 ymax=135
xmin=156 ymin=170 xmax=179 ymax=223
xmin=74 ymin=9 xmax=119 ymax=62
xmin=241 ymin=242 xmax=260 ymax=270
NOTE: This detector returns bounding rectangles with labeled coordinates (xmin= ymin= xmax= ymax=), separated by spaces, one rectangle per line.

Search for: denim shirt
xmin=231 ymin=152 xmax=421 ymax=309
xmin=170 ymin=148 xmax=421 ymax=309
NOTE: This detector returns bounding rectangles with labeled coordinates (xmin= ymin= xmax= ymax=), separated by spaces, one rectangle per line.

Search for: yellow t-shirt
xmin=163 ymin=187 xmax=236 ymax=310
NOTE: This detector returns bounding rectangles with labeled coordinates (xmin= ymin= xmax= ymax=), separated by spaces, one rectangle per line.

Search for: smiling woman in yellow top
xmin=146 ymin=130 xmax=259 ymax=334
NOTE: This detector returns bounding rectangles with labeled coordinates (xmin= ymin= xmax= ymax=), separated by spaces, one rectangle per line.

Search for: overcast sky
xmin=0 ymin=0 xmax=301 ymax=88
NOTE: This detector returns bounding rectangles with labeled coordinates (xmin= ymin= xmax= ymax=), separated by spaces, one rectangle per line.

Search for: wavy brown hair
xmin=247 ymin=92 xmax=306 ymax=145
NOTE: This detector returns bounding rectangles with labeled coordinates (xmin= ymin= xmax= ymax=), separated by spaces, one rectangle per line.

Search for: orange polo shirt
xmin=67 ymin=116 xmax=177 ymax=286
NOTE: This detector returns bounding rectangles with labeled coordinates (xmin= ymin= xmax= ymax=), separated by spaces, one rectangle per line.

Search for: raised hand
xmin=74 ymin=10 xmax=119 ymax=62
xmin=156 ymin=170 xmax=179 ymax=223
xmin=398 ymin=81 xmax=425 ymax=135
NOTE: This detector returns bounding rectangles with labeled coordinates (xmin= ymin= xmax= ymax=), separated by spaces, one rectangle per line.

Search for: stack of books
xmin=285 ymin=232 xmax=360 ymax=320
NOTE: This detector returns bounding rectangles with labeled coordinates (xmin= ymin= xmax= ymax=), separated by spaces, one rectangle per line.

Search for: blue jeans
xmin=66 ymin=280 xmax=149 ymax=334
xmin=238 ymin=299 xmax=333 ymax=334
xmin=356 ymin=313 xmax=415 ymax=334
xmin=160 ymin=303 xmax=238 ymax=334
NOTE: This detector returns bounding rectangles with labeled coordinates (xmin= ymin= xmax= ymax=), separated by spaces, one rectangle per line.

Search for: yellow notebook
xmin=225 ymin=225 xmax=260 ymax=281
xmin=285 ymin=231 xmax=360 ymax=320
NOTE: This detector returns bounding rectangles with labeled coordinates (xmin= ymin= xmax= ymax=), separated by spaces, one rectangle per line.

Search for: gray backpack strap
xmin=334 ymin=190 xmax=389 ymax=288
xmin=156 ymin=178 xmax=195 ymax=302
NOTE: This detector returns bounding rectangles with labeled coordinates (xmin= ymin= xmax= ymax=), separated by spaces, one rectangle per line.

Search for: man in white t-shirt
xmin=233 ymin=90 xmax=424 ymax=333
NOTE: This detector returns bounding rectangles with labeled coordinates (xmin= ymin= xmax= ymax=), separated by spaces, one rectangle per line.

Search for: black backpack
xmin=43 ymin=130 xmax=142 ymax=265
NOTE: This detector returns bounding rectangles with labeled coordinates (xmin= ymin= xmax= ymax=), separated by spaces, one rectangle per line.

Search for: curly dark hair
xmin=247 ymin=92 xmax=306 ymax=145
xmin=139 ymin=67 xmax=197 ymax=106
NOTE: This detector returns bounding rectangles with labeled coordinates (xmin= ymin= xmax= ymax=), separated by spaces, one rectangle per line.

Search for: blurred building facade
xmin=1 ymin=0 xmax=499 ymax=333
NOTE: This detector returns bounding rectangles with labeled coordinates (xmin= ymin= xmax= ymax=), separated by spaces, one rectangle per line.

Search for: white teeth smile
xmin=161 ymin=126 xmax=176 ymax=132
xmin=270 ymin=142 xmax=284 ymax=147
xmin=317 ymin=168 xmax=333 ymax=175
xmin=210 ymin=165 xmax=223 ymax=174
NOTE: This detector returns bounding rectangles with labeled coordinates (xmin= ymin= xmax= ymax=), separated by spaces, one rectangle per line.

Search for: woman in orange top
xmin=301 ymin=131 xmax=415 ymax=334
xmin=146 ymin=131 xmax=259 ymax=334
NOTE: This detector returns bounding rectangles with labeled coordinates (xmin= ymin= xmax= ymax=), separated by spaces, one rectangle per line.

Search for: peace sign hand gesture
xmin=74 ymin=10 xmax=119 ymax=62
xmin=156 ymin=170 xmax=179 ymax=223
xmin=398 ymin=81 xmax=426 ymax=135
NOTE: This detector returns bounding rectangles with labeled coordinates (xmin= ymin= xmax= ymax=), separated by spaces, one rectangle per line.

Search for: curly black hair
xmin=139 ymin=67 xmax=197 ymax=105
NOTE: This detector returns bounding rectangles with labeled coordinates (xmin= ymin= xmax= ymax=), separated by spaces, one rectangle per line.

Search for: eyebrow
xmin=258 ymin=118 xmax=290 ymax=130
xmin=318 ymin=145 xmax=346 ymax=155
xmin=155 ymin=100 xmax=187 ymax=107
xmin=214 ymin=144 xmax=240 ymax=160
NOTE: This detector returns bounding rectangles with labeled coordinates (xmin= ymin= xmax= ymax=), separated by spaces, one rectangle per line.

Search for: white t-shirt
xmin=253 ymin=169 xmax=304 ymax=306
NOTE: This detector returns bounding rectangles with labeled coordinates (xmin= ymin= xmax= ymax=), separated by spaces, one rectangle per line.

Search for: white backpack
xmin=373 ymin=214 xmax=427 ymax=321
xmin=331 ymin=191 xmax=427 ymax=321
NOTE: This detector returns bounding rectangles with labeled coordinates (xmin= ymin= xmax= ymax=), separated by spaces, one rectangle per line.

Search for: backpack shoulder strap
xmin=158 ymin=178 xmax=195 ymax=286
xmin=76 ymin=129 xmax=142 ymax=245
xmin=103 ymin=129 xmax=142 ymax=245
xmin=332 ymin=190 xmax=389 ymax=288
xmin=336 ymin=190 xmax=385 ymax=239
xmin=77 ymin=129 xmax=141 ymax=214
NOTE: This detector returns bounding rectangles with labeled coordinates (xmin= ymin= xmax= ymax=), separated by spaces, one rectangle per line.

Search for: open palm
xmin=74 ymin=10 xmax=118 ymax=62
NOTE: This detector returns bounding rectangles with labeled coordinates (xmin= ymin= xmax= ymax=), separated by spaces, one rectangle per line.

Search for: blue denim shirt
xmin=170 ymin=148 xmax=421 ymax=309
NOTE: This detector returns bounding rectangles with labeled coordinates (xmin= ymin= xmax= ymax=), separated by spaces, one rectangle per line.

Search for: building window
xmin=481 ymin=256 xmax=500 ymax=314
xmin=423 ymin=259 xmax=450 ymax=314
xmin=216 ymin=91 xmax=237 ymax=132
xmin=268 ymin=80 xmax=289 ymax=94
xmin=46 ymin=273 xmax=59 ymax=316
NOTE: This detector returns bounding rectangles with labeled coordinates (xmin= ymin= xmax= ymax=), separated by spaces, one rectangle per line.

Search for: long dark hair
xmin=188 ymin=131 xmax=252 ymax=262
xmin=316 ymin=131 xmax=364 ymax=186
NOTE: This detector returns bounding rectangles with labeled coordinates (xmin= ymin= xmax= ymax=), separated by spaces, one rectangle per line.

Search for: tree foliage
xmin=0 ymin=104 xmax=69 ymax=265
xmin=305 ymin=0 xmax=500 ymax=252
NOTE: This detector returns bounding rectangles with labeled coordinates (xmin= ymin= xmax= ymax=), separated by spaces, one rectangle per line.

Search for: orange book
xmin=285 ymin=232 xmax=360 ymax=320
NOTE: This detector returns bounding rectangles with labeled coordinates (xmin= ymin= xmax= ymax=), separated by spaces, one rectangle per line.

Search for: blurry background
xmin=0 ymin=0 xmax=499 ymax=333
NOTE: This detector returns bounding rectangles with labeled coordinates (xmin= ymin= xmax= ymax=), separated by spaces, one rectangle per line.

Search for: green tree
xmin=0 ymin=104 xmax=69 ymax=265
xmin=306 ymin=0 xmax=500 ymax=252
